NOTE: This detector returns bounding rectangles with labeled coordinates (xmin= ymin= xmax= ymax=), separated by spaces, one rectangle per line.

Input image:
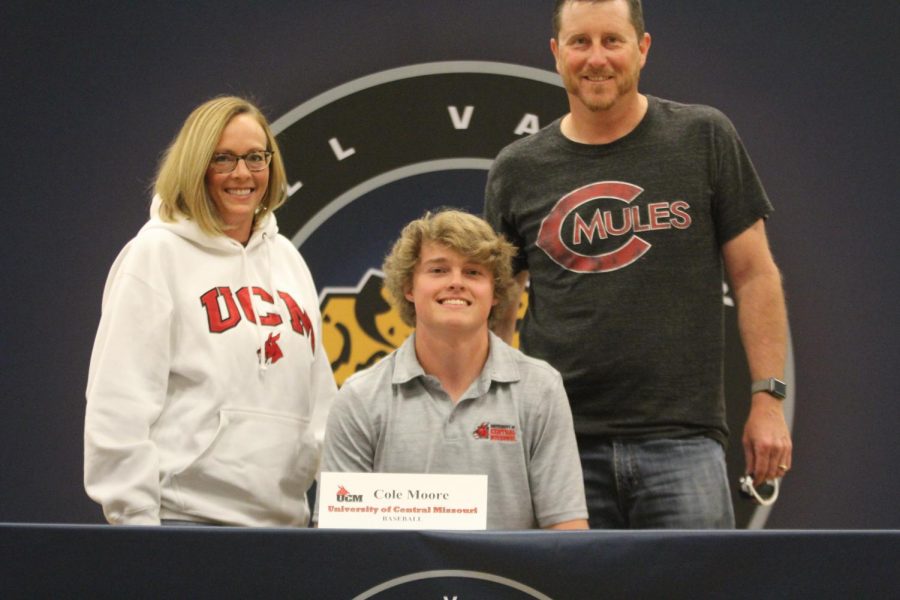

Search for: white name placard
xmin=317 ymin=472 xmax=487 ymax=530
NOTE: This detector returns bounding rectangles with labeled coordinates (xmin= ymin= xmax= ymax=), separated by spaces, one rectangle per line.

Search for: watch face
xmin=772 ymin=379 xmax=787 ymax=399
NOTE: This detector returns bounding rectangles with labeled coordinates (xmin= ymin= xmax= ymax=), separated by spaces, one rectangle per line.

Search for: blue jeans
xmin=577 ymin=436 xmax=735 ymax=529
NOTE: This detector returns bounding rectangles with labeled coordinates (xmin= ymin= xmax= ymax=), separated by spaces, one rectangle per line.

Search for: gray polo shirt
xmin=320 ymin=332 xmax=587 ymax=529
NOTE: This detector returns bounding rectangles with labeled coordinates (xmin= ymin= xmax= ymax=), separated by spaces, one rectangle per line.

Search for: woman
xmin=84 ymin=96 xmax=336 ymax=526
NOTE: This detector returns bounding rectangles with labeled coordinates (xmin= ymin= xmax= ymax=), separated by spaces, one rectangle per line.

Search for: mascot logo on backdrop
xmin=271 ymin=62 xmax=793 ymax=530
xmin=319 ymin=270 xmax=413 ymax=384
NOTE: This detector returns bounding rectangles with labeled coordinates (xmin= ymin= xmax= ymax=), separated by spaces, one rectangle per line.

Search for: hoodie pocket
xmin=171 ymin=407 xmax=317 ymax=525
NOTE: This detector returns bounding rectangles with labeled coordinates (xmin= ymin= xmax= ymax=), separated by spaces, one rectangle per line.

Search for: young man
xmin=484 ymin=0 xmax=792 ymax=528
xmin=320 ymin=210 xmax=588 ymax=530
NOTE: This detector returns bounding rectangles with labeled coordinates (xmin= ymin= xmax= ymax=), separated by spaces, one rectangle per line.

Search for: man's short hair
xmin=552 ymin=0 xmax=645 ymax=40
xmin=382 ymin=209 xmax=517 ymax=328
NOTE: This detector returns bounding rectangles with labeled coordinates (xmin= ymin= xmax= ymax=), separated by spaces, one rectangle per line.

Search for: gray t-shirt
xmin=320 ymin=332 xmax=588 ymax=529
xmin=485 ymin=96 xmax=773 ymax=445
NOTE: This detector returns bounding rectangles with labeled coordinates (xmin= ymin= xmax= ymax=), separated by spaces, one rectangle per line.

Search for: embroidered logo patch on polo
xmin=473 ymin=422 xmax=517 ymax=442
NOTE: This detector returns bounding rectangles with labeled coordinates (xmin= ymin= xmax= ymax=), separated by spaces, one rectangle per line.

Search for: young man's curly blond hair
xmin=382 ymin=209 xmax=518 ymax=328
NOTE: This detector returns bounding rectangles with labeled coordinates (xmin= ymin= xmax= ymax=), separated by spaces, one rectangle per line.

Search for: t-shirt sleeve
xmin=709 ymin=111 xmax=774 ymax=245
xmin=485 ymin=153 xmax=529 ymax=273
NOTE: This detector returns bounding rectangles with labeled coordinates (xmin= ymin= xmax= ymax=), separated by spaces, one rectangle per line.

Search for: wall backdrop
xmin=2 ymin=0 xmax=898 ymax=528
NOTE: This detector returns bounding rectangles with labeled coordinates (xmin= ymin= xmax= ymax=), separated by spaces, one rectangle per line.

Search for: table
xmin=1 ymin=525 xmax=896 ymax=598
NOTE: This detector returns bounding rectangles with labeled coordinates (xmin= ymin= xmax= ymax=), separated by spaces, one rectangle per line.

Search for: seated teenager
xmin=320 ymin=209 xmax=588 ymax=530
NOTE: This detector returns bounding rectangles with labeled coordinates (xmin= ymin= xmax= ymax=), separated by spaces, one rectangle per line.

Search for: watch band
xmin=751 ymin=377 xmax=787 ymax=400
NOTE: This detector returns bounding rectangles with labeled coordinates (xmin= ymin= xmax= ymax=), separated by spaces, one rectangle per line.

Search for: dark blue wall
xmin=2 ymin=0 xmax=898 ymax=528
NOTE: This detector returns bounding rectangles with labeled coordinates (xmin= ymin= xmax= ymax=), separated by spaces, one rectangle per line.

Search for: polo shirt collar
xmin=392 ymin=333 xmax=426 ymax=384
xmin=390 ymin=331 xmax=521 ymax=388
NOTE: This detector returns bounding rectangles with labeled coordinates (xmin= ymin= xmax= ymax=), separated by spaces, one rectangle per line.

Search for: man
xmin=320 ymin=210 xmax=588 ymax=530
xmin=484 ymin=0 xmax=791 ymax=528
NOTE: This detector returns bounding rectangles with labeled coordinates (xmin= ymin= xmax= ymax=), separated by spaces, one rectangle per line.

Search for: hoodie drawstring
xmin=239 ymin=247 xmax=262 ymax=372
xmin=251 ymin=231 xmax=281 ymax=373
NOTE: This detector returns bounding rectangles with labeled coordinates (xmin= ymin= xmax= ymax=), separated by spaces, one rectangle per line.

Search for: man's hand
xmin=742 ymin=394 xmax=792 ymax=485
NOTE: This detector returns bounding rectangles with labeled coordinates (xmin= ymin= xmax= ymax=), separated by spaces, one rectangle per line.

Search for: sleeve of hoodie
xmin=84 ymin=237 xmax=172 ymax=525
xmin=297 ymin=240 xmax=338 ymax=471
xmin=308 ymin=302 xmax=337 ymax=458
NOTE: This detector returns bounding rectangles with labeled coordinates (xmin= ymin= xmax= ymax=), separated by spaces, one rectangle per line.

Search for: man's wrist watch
xmin=751 ymin=377 xmax=787 ymax=400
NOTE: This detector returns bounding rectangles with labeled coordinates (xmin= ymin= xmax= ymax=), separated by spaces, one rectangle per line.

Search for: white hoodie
xmin=84 ymin=197 xmax=336 ymax=526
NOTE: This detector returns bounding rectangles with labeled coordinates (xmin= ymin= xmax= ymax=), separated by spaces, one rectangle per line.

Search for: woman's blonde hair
xmin=382 ymin=209 xmax=517 ymax=328
xmin=153 ymin=96 xmax=287 ymax=236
